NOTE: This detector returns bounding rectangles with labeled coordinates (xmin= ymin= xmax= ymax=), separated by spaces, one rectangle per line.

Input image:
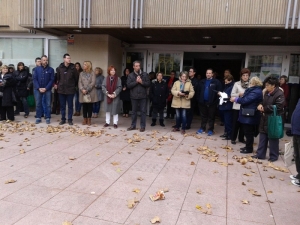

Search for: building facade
xmin=0 ymin=0 xmax=300 ymax=81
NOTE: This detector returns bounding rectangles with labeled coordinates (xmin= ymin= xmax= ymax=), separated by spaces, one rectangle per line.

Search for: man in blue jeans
xmin=33 ymin=55 xmax=55 ymax=124
xmin=55 ymin=54 xmax=79 ymax=125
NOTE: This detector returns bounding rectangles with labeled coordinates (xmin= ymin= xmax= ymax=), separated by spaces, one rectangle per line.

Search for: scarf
xmin=106 ymin=75 xmax=118 ymax=104
xmin=241 ymin=80 xmax=249 ymax=89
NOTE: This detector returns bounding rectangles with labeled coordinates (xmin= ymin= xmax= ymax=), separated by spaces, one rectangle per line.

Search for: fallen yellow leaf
xmin=150 ymin=216 xmax=160 ymax=224
xmin=242 ymin=199 xmax=250 ymax=204
xmin=111 ymin=161 xmax=120 ymax=166
xmin=132 ymin=188 xmax=141 ymax=193
xmin=190 ymin=161 xmax=195 ymax=165
xmin=5 ymin=179 xmax=17 ymax=184
xmin=62 ymin=222 xmax=72 ymax=225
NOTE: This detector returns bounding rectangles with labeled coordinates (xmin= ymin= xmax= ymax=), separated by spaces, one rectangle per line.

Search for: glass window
xmin=152 ymin=53 xmax=182 ymax=77
xmin=49 ymin=39 xmax=67 ymax=69
xmin=289 ymin=54 xmax=300 ymax=83
xmin=247 ymin=55 xmax=283 ymax=80
xmin=0 ymin=38 xmax=44 ymax=72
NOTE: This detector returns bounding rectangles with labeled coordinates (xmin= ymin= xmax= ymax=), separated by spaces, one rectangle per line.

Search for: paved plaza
xmin=0 ymin=114 xmax=299 ymax=225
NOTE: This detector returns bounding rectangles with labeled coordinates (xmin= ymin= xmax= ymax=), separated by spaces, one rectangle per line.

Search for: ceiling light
xmin=144 ymin=36 xmax=152 ymax=38
xmin=272 ymin=36 xmax=281 ymax=40
xmin=203 ymin=36 xmax=211 ymax=39
xmin=73 ymin=29 xmax=82 ymax=32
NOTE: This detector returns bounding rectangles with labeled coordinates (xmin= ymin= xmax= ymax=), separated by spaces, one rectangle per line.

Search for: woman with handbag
xmin=230 ymin=68 xmax=250 ymax=144
xmin=230 ymin=76 xmax=263 ymax=154
xmin=78 ymin=61 xmax=98 ymax=126
xmin=0 ymin=65 xmax=16 ymax=121
xmin=171 ymin=71 xmax=195 ymax=134
xmin=253 ymin=76 xmax=285 ymax=162
xmin=102 ymin=65 xmax=122 ymax=128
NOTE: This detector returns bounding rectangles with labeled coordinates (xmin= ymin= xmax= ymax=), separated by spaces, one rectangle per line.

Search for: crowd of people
xmin=1 ymin=54 xmax=300 ymax=187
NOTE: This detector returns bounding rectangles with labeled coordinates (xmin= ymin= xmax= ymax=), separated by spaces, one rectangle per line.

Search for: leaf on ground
xmin=26 ymin=142 xmax=31 ymax=146
xmin=206 ymin=203 xmax=212 ymax=209
xmin=69 ymin=156 xmax=76 ymax=160
xmin=240 ymin=158 xmax=248 ymax=165
xmin=188 ymin=151 xmax=192 ymax=155
xmin=251 ymin=170 xmax=256 ymax=173
xmin=128 ymin=139 xmax=133 ymax=143
xmin=195 ymin=205 xmax=202 ymax=210
xmin=157 ymin=153 xmax=162 ymax=156
xmin=149 ymin=190 xmax=165 ymax=201
xmin=116 ymin=168 xmax=122 ymax=172
xmin=268 ymin=175 xmax=276 ymax=179
xmin=280 ymin=178 xmax=284 ymax=181
xmin=243 ymin=173 xmax=252 ymax=177
xmin=132 ymin=188 xmax=141 ymax=193
xmin=137 ymin=177 xmax=144 ymax=181
xmin=242 ymin=199 xmax=250 ymax=204
xmin=19 ymin=149 xmax=26 ymax=154
xmin=150 ymin=216 xmax=160 ymax=224
xmin=267 ymin=190 xmax=273 ymax=194
xmin=248 ymin=189 xmax=261 ymax=197
xmin=111 ymin=161 xmax=120 ymax=166
xmin=190 ymin=161 xmax=196 ymax=165
xmin=62 ymin=222 xmax=72 ymax=225
xmin=196 ymin=189 xmax=202 ymax=194
xmin=5 ymin=179 xmax=17 ymax=184
xmin=266 ymin=200 xmax=274 ymax=203
xmin=127 ymin=198 xmax=139 ymax=209
xmin=166 ymin=157 xmax=170 ymax=161
xmin=242 ymin=182 xmax=246 ymax=186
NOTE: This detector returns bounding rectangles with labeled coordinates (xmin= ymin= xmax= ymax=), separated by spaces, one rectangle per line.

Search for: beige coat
xmin=171 ymin=80 xmax=195 ymax=108
xmin=78 ymin=71 xmax=98 ymax=103
xmin=231 ymin=81 xmax=246 ymax=110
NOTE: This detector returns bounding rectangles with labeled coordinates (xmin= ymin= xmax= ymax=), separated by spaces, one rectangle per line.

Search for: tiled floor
xmin=0 ymin=113 xmax=299 ymax=225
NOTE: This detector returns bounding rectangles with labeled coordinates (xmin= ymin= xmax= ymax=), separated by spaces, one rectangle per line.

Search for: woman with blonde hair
xmin=230 ymin=76 xmax=263 ymax=154
xmin=78 ymin=61 xmax=98 ymax=125
xmin=102 ymin=65 xmax=122 ymax=128
xmin=171 ymin=71 xmax=195 ymax=134
xmin=92 ymin=67 xmax=104 ymax=118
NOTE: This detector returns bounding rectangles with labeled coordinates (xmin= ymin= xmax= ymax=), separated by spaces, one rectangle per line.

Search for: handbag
xmin=284 ymin=140 xmax=294 ymax=167
xmin=83 ymin=94 xmax=91 ymax=103
xmin=241 ymin=108 xmax=255 ymax=116
xmin=268 ymin=105 xmax=284 ymax=139
xmin=27 ymin=94 xmax=35 ymax=107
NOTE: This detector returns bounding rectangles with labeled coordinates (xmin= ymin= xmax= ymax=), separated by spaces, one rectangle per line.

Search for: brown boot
xmin=82 ymin=118 xmax=87 ymax=125
xmin=87 ymin=118 xmax=91 ymax=126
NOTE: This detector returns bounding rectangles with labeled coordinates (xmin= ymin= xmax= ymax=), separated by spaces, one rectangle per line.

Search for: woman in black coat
xmin=149 ymin=72 xmax=169 ymax=127
xmin=120 ymin=68 xmax=131 ymax=117
xmin=0 ymin=65 xmax=16 ymax=121
xmin=13 ymin=62 xmax=29 ymax=117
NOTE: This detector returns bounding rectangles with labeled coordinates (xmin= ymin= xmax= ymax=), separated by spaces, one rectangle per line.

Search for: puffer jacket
xmin=149 ymin=79 xmax=168 ymax=109
xmin=127 ymin=70 xmax=150 ymax=99
xmin=56 ymin=63 xmax=79 ymax=95
xmin=171 ymin=79 xmax=195 ymax=108
xmin=236 ymin=86 xmax=263 ymax=125
xmin=13 ymin=69 xmax=29 ymax=97
xmin=259 ymin=87 xmax=285 ymax=133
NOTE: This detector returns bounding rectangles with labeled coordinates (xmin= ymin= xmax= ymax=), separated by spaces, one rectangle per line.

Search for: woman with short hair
xmin=78 ymin=61 xmax=98 ymax=125
xmin=171 ymin=71 xmax=195 ymax=134
xmin=102 ymin=65 xmax=122 ymax=128
xmin=230 ymin=76 xmax=263 ymax=154
xmin=253 ymin=76 xmax=285 ymax=162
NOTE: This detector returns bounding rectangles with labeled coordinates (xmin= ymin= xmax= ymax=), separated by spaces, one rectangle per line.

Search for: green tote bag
xmin=268 ymin=105 xmax=284 ymax=139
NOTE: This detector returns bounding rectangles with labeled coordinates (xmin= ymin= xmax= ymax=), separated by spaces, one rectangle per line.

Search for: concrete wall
xmin=107 ymin=36 xmax=123 ymax=76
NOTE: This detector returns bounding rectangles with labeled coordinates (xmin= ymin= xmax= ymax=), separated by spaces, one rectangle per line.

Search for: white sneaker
xmin=290 ymin=175 xmax=298 ymax=180
xmin=291 ymin=180 xmax=300 ymax=187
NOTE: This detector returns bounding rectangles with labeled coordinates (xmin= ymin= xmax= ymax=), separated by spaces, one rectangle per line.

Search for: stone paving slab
xmin=0 ymin=114 xmax=299 ymax=225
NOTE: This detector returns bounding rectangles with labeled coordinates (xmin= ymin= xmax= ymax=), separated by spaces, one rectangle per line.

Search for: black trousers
xmin=131 ymin=98 xmax=147 ymax=128
xmin=199 ymin=103 xmax=217 ymax=131
xmin=242 ymin=123 xmax=255 ymax=152
xmin=231 ymin=109 xmax=245 ymax=142
xmin=293 ymin=135 xmax=300 ymax=179
xmin=186 ymin=99 xmax=196 ymax=128
xmin=51 ymin=90 xmax=60 ymax=114
xmin=123 ymin=100 xmax=131 ymax=114
xmin=82 ymin=103 xmax=93 ymax=118
xmin=152 ymin=107 xmax=164 ymax=120
xmin=166 ymin=101 xmax=175 ymax=118
xmin=256 ymin=132 xmax=279 ymax=160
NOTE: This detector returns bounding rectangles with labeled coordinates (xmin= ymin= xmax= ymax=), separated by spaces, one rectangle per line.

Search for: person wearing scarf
xmin=102 ymin=65 xmax=122 ymax=129
xmin=230 ymin=68 xmax=250 ymax=144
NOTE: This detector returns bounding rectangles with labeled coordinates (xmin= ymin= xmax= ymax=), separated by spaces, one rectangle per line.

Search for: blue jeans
xmin=223 ymin=110 xmax=233 ymax=137
xmin=59 ymin=94 xmax=74 ymax=121
xmin=74 ymin=90 xmax=81 ymax=112
xmin=92 ymin=101 xmax=101 ymax=113
xmin=175 ymin=108 xmax=187 ymax=130
xmin=34 ymin=89 xmax=51 ymax=119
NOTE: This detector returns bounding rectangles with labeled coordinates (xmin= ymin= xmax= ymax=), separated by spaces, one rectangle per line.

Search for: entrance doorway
xmin=184 ymin=52 xmax=246 ymax=81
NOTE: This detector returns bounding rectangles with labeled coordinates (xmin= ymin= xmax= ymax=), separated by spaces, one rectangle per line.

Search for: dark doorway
xmin=194 ymin=59 xmax=243 ymax=81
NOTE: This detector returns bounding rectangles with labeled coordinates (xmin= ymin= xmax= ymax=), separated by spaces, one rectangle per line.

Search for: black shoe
xmin=240 ymin=147 xmax=246 ymax=151
xmin=220 ymin=134 xmax=227 ymax=138
xmin=185 ymin=126 xmax=191 ymax=130
xmin=59 ymin=120 xmax=66 ymax=125
xmin=220 ymin=122 xmax=224 ymax=126
xmin=68 ymin=121 xmax=73 ymax=125
xmin=222 ymin=137 xmax=231 ymax=140
xmin=268 ymin=158 xmax=277 ymax=162
xmin=240 ymin=149 xmax=253 ymax=154
xmin=251 ymin=155 xmax=265 ymax=160
xmin=231 ymin=141 xmax=236 ymax=145
xmin=159 ymin=119 xmax=165 ymax=127
xmin=127 ymin=126 xmax=136 ymax=131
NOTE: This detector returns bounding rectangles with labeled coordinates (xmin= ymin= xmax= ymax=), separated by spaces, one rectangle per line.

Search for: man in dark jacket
xmin=33 ymin=55 xmax=55 ymax=124
xmin=55 ymin=53 xmax=79 ymax=125
xmin=291 ymin=99 xmax=300 ymax=187
xmin=149 ymin=72 xmax=168 ymax=127
xmin=186 ymin=67 xmax=199 ymax=129
xmin=196 ymin=68 xmax=222 ymax=136
xmin=126 ymin=61 xmax=150 ymax=132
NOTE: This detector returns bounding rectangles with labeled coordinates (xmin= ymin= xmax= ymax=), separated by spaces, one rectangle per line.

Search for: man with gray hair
xmin=126 ymin=61 xmax=150 ymax=132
